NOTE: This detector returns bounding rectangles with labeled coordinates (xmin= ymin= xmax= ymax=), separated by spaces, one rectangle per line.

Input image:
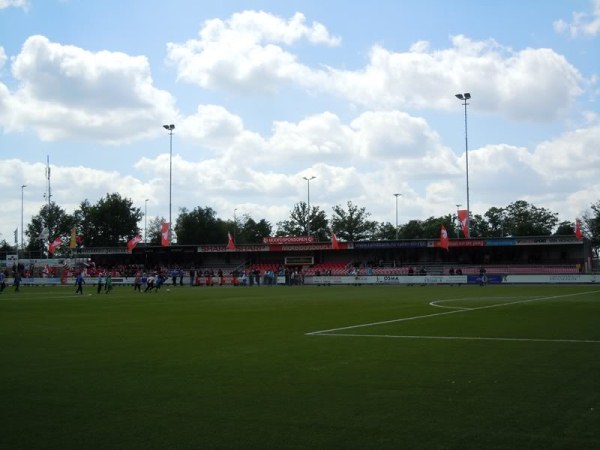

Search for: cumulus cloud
xmin=554 ymin=0 xmax=600 ymax=37
xmin=168 ymin=14 xmax=584 ymax=122
xmin=166 ymin=10 xmax=338 ymax=93
xmin=0 ymin=35 xmax=178 ymax=143
xmin=3 ymin=110 xmax=600 ymax=240
xmin=174 ymin=105 xmax=456 ymax=173
xmin=180 ymin=104 xmax=247 ymax=150
xmin=0 ymin=9 xmax=596 ymax=238
xmin=531 ymin=124 xmax=600 ymax=181
xmin=0 ymin=158 xmax=155 ymax=238
xmin=267 ymin=112 xmax=355 ymax=161
xmin=325 ymin=36 xmax=583 ymax=121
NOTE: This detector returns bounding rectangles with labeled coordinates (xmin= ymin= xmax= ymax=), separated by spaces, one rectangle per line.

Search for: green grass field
xmin=1 ymin=284 xmax=599 ymax=449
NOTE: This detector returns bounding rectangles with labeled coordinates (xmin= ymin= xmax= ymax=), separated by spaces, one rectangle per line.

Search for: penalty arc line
xmin=305 ymin=289 xmax=600 ymax=336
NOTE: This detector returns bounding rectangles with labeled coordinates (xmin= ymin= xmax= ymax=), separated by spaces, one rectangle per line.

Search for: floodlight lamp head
xmin=163 ymin=124 xmax=175 ymax=130
xmin=464 ymin=93 xmax=471 ymax=99
xmin=455 ymin=94 xmax=464 ymax=100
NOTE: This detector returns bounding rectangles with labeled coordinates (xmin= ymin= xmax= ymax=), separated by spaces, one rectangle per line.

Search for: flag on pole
xmin=331 ymin=232 xmax=340 ymax=250
xmin=226 ymin=232 xmax=236 ymax=250
xmin=575 ymin=219 xmax=583 ymax=241
xmin=127 ymin=235 xmax=143 ymax=252
xmin=14 ymin=228 xmax=18 ymax=245
xmin=48 ymin=236 xmax=62 ymax=254
xmin=161 ymin=223 xmax=170 ymax=247
xmin=69 ymin=227 xmax=77 ymax=249
xmin=457 ymin=209 xmax=469 ymax=238
xmin=439 ymin=225 xmax=449 ymax=250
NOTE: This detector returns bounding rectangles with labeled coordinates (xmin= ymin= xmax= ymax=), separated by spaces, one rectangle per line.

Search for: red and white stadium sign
xmin=262 ymin=236 xmax=315 ymax=244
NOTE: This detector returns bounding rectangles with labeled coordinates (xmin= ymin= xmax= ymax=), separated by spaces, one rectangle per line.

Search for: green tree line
xmin=1 ymin=193 xmax=598 ymax=257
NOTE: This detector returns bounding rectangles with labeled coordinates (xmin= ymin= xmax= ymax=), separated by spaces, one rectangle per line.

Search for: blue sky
xmin=1 ymin=0 xmax=599 ymax=244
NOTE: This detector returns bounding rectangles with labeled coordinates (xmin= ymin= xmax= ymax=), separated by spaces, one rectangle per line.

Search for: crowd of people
xmin=57 ymin=264 xmax=310 ymax=295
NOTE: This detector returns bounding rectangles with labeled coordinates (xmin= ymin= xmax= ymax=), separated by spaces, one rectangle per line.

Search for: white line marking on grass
xmin=311 ymin=333 xmax=600 ymax=344
xmin=429 ymin=296 xmax=535 ymax=310
xmin=428 ymin=302 xmax=471 ymax=310
xmin=306 ymin=289 xmax=600 ymax=336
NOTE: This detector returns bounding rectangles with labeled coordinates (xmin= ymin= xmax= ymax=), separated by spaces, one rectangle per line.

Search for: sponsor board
xmin=505 ymin=274 xmax=597 ymax=284
xmin=377 ymin=275 xmax=468 ymax=285
xmin=263 ymin=236 xmax=315 ymax=244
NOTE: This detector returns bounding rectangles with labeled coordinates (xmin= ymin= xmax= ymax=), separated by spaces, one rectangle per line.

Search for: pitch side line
xmin=311 ymin=333 xmax=600 ymax=344
xmin=305 ymin=289 xmax=600 ymax=336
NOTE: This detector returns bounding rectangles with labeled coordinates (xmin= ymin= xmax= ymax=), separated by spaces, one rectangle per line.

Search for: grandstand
xmin=2 ymin=234 xmax=595 ymax=283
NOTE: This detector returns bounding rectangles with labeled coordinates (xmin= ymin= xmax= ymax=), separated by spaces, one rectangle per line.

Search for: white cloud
xmin=166 ymin=10 xmax=337 ymax=94
xmin=3 ymin=112 xmax=600 ymax=241
xmin=0 ymin=0 xmax=28 ymax=10
xmin=554 ymin=0 xmax=600 ymax=37
xmin=531 ymin=124 xmax=600 ymax=181
xmin=168 ymin=18 xmax=584 ymax=122
xmin=0 ymin=35 xmax=178 ymax=143
xmin=267 ymin=112 xmax=355 ymax=162
xmin=325 ymin=36 xmax=583 ymax=122
xmin=180 ymin=104 xmax=246 ymax=150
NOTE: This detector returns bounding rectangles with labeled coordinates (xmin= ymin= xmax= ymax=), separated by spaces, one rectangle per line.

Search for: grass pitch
xmin=1 ymin=284 xmax=599 ymax=449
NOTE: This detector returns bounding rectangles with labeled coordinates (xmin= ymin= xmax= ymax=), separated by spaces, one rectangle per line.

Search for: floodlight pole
xmin=455 ymin=93 xmax=471 ymax=238
xmin=303 ymin=176 xmax=316 ymax=236
xmin=234 ymin=208 xmax=238 ymax=242
xmin=21 ymin=184 xmax=27 ymax=253
xmin=394 ymin=193 xmax=401 ymax=239
xmin=163 ymin=124 xmax=175 ymax=244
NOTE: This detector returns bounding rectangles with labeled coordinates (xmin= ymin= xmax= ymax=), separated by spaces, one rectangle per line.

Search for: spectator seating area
xmin=239 ymin=263 xmax=581 ymax=277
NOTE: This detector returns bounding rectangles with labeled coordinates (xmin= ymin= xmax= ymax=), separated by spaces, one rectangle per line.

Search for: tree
xmin=175 ymin=206 xmax=227 ymax=245
xmin=276 ymin=202 xmax=329 ymax=241
xmin=502 ymin=200 xmax=559 ymax=236
xmin=374 ymin=222 xmax=397 ymax=240
xmin=146 ymin=216 xmax=167 ymax=245
xmin=468 ymin=214 xmax=489 ymax=238
xmin=554 ymin=221 xmax=575 ymax=236
xmin=0 ymin=239 xmax=13 ymax=253
xmin=402 ymin=216 xmax=453 ymax=239
xmin=75 ymin=193 xmax=142 ymax=247
xmin=483 ymin=207 xmax=506 ymax=237
xmin=25 ymin=202 xmax=74 ymax=255
xmin=236 ymin=216 xmax=272 ymax=244
xmin=398 ymin=220 xmax=425 ymax=239
xmin=582 ymin=200 xmax=600 ymax=257
xmin=331 ymin=201 xmax=378 ymax=241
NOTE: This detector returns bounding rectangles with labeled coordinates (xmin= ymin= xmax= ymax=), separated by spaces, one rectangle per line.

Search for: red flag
xmin=575 ymin=219 xmax=583 ymax=241
xmin=439 ymin=225 xmax=449 ymax=250
xmin=161 ymin=223 xmax=170 ymax=246
xmin=127 ymin=235 xmax=142 ymax=252
xmin=48 ymin=236 xmax=62 ymax=254
xmin=331 ymin=232 xmax=340 ymax=250
xmin=226 ymin=232 xmax=236 ymax=250
xmin=457 ymin=209 xmax=469 ymax=238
